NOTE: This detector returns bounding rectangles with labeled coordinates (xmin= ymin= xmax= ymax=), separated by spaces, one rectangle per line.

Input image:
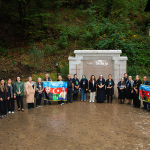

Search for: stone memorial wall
xmin=68 ymin=50 xmax=128 ymax=98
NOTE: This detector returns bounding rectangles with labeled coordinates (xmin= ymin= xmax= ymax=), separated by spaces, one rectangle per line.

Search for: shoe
xmin=4 ymin=114 xmax=7 ymax=117
xmin=76 ymin=99 xmax=79 ymax=101
xmin=66 ymin=102 xmax=68 ymax=104
xmin=49 ymin=103 xmax=51 ymax=105
xmin=69 ymin=101 xmax=73 ymax=103
xmin=147 ymin=109 xmax=150 ymax=112
xmin=128 ymin=103 xmax=131 ymax=106
xmin=62 ymin=103 xmax=64 ymax=105
xmin=60 ymin=103 xmax=63 ymax=105
xmin=81 ymin=100 xmax=83 ymax=101
xmin=89 ymin=101 xmax=91 ymax=102
xmin=39 ymin=105 xmax=43 ymax=107
xmin=132 ymin=105 xmax=135 ymax=107
xmin=12 ymin=111 xmax=14 ymax=113
xmin=44 ymin=103 xmax=46 ymax=105
xmin=73 ymin=100 xmax=75 ymax=102
xmin=92 ymin=101 xmax=95 ymax=103
xmin=107 ymin=101 xmax=109 ymax=103
xmin=36 ymin=105 xmax=39 ymax=107
xmin=8 ymin=111 xmax=11 ymax=113
xmin=84 ymin=100 xmax=86 ymax=102
xmin=18 ymin=108 xmax=20 ymax=111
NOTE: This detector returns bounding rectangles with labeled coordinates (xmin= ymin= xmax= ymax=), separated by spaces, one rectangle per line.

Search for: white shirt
xmin=92 ymin=80 xmax=94 ymax=86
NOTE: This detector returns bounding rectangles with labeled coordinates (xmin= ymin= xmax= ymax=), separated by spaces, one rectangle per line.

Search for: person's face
xmin=108 ymin=75 xmax=111 ymax=79
xmin=82 ymin=75 xmax=85 ymax=79
xmin=46 ymin=87 xmax=50 ymax=93
xmin=129 ymin=77 xmax=131 ymax=81
xmin=92 ymin=76 xmax=94 ymax=80
xmin=45 ymin=75 xmax=49 ymax=79
xmin=121 ymin=78 xmax=124 ymax=82
xmin=17 ymin=77 xmax=20 ymax=82
xmin=124 ymin=74 xmax=127 ymax=78
xmin=29 ymin=77 xmax=32 ymax=82
xmin=68 ymin=75 xmax=71 ymax=79
xmin=8 ymin=79 xmax=11 ymax=84
xmin=143 ymin=77 xmax=147 ymax=82
xmin=74 ymin=75 xmax=77 ymax=79
xmin=58 ymin=76 xmax=61 ymax=81
xmin=100 ymin=76 xmax=102 ymax=79
xmin=1 ymin=80 xmax=4 ymax=85
xmin=38 ymin=79 xmax=41 ymax=83
xmin=136 ymin=76 xmax=139 ymax=81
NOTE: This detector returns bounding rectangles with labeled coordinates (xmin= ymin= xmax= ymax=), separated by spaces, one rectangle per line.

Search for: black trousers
xmin=0 ymin=100 xmax=8 ymax=115
xmin=36 ymin=94 xmax=42 ymax=106
xmin=8 ymin=98 xmax=15 ymax=111
xmin=28 ymin=103 xmax=34 ymax=109
xmin=107 ymin=95 xmax=112 ymax=102
xmin=133 ymin=95 xmax=140 ymax=108
xmin=16 ymin=95 xmax=23 ymax=109
xmin=73 ymin=93 xmax=78 ymax=101
xmin=143 ymin=101 xmax=147 ymax=109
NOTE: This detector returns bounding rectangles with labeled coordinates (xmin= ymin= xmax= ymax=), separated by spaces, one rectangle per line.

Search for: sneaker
xmin=62 ymin=103 xmax=64 ymax=105
xmin=60 ymin=103 xmax=63 ymax=105
xmin=84 ymin=100 xmax=86 ymax=102
xmin=69 ymin=101 xmax=73 ymax=103
xmin=8 ymin=111 xmax=11 ymax=113
xmin=36 ymin=105 xmax=39 ymax=107
xmin=12 ymin=111 xmax=14 ymax=114
xmin=92 ymin=101 xmax=95 ymax=103
xmin=89 ymin=101 xmax=91 ymax=102
xmin=39 ymin=105 xmax=43 ymax=107
xmin=81 ymin=100 xmax=83 ymax=101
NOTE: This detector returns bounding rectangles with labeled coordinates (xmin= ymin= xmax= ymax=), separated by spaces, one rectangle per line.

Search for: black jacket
xmin=97 ymin=78 xmax=105 ymax=91
xmin=0 ymin=86 xmax=10 ymax=100
xmin=89 ymin=80 xmax=96 ymax=92
xmin=105 ymin=79 xmax=115 ymax=95
xmin=133 ymin=79 xmax=142 ymax=95
xmin=80 ymin=79 xmax=88 ymax=93
xmin=35 ymin=82 xmax=44 ymax=98
xmin=65 ymin=78 xmax=73 ymax=88
xmin=143 ymin=80 xmax=149 ymax=85
xmin=72 ymin=78 xmax=80 ymax=90
xmin=43 ymin=78 xmax=52 ymax=81
xmin=8 ymin=84 xmax=16 ymax=98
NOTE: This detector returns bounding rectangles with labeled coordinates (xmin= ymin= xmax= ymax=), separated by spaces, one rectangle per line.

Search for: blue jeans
xmin=81 ymin=88 xmax=86 ymax=100
xmin=44 ymin=100 xmax=51 ymax=105
xmin=67 ymin=88 xmax=72 ymax=102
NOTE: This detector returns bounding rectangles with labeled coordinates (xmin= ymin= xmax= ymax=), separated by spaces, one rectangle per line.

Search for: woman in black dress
xmin=106 ymin=74 xmax=115 ymax=103
xmin=97 ymin=75 xmax=106 ymax=103
xmin=117 ymin=78 xmax=126 ymax=104
xmin=126 ymin=76 xmax=134 ymax=105
xmin=72 ymin=74 xmax=80 ymax=102
xmin=0 ymin=79 xmax=10 ymax=117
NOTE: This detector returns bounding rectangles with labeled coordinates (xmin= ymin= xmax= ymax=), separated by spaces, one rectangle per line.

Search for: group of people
xmin=0 ymin=73 xmax=149 ymax=119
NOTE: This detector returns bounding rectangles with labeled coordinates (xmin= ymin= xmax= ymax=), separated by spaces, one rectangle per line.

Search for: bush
xmin=45 ymin=44 xmax=58 ymax=55
xmin=60 ymin=63 xmax=69 ymax=79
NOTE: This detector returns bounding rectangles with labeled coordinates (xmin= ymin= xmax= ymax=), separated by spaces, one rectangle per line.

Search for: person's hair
xmin=136 ymin=75 xmax=139 ymax=78
xmin=129 ymin=76 xmax=132 ymax=79
xmin=0 ymin=79 xmax=8 ymax=92
xmin=28 ymin=76 xmax=32 ymax=79
xmin=38 ymin=77 xmax=41 ymax=80
xmin=108 ymin=74 xmax=112 ymax=77
xmin=121 ymin=77 xmax=124 ymax=80
xmin=74 ymin=74 xmax=77 ymax=77
xmin=45 ymin=74 xmax=49 ymax=77
xmin=124 ymin=73 xmax=127 ymax=75
xmin=89 ymin=75 xmax=96 ymax=83
xmin=144 ymin=76 xmax=147 ymax=79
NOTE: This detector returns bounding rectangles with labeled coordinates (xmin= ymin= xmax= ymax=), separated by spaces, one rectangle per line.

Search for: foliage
xmin=28 ymin=43 xmax=44 ymax=71
xmin=45 ymin=44 xmax=58 ymax=55
xmin=60 ymin=63 xmax=69 ymax=79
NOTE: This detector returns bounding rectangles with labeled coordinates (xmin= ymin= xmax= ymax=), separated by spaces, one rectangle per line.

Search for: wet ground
xmin=0 ymin=99 xmax=150 ymax=150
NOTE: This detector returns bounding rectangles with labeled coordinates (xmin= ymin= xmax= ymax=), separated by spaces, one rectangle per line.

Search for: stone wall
xmin=68 ymin=50 xmax=128 ymax=98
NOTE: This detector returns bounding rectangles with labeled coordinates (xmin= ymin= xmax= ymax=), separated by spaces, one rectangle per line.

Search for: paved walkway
xmin=0 ymin=99 xmax=150 ymax=150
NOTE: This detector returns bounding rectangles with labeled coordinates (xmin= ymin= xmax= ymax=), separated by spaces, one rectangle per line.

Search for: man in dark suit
xmin=142 ymin=76 xmax=149 ymax=110
xmin=43 ymin=74 xmax=52 ymax=81
xmin=43 ymin=86 xmax=53 ymax=105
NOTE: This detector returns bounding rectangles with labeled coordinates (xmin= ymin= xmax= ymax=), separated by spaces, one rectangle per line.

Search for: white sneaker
xmin=62 ymin=103 xmax=64 ymax=105
xmin=60 ymin=103 xmax=63 ymax=105
xmin=8 ymin=111 xmax=11 ymax=113
xmin=39 ymin=105 xmax=43 ymax=107
xmin=12 ymin=111 xmax=14 ymax=113
xmin=92 ymin=101 xmax=95 ymax=103
xmin=89 ymin=101 xmax=91 ymax=102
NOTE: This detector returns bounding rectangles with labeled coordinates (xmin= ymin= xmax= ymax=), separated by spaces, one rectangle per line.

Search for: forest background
xmin=0 ymin=0 xmax=150 ymax=81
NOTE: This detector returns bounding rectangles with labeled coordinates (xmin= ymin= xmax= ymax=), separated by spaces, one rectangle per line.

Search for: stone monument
xmin=68 ymin=50 xmax=128 ymax=98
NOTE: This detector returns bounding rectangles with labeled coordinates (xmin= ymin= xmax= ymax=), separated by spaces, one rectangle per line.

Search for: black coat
xmin=8 ymin=84 xmax=16 ymax=98
xmin=0 ymin=86 xmax=10 ymax=100
xmin=65 ymin=78 xmax=73 ymax=88
xmin=97 ymin=78 xmax=106 ymax=102
xmin=105 ymin=79 xmax=115 ymax=95
xmin=72 ymin=78 xmax=80 ymax=94
xmin=80 ymin=79 xmax=88 ymax=93
xmin=126 ymin=80 xmax=133 ymax=99
xmin=117 ymin=81 xmax=126 ymax=99
xmin=89 ymin=80 xmax=96 ymax=92
xmin=143 ymin=80 xmax=149 ymax=85
xmin=35 ymin=82 xmax=44 ymax=99
xmin=133 ymin=79 xmax=142 ymax=95
xmin=43 ymin=78 xmax=52 ymax=81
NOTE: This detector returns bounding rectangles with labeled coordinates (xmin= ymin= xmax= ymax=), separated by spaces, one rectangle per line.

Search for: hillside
xmin=0 ymin=0 xmax=150 ymax=81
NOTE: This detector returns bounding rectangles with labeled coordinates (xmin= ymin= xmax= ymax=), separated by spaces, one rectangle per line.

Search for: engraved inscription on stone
xmin=96 ymin=60 xmax=108 ymax=66
xmin=87 ymin=62 xmax=93 ymax=65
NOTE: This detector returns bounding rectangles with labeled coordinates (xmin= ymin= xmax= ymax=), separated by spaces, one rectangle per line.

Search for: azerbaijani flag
xmin=43 ymin=81 xmax=67 ymax=101
xmin=139 ymin=85 xmax=150 ymax=102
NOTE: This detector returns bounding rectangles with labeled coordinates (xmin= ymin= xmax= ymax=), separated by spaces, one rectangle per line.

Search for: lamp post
xmin=56 ymin=62 xmax=58 ymax=78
